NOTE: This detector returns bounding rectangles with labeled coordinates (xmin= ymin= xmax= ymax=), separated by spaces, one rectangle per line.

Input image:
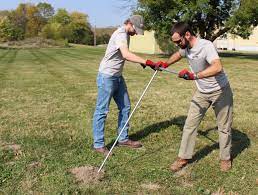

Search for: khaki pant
xmin=178 ymin=84 xmax=233 ymax=160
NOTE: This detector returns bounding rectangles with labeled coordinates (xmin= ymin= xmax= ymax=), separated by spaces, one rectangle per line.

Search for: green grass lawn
xmin=0 ymin=47 xmax=257 ymax=194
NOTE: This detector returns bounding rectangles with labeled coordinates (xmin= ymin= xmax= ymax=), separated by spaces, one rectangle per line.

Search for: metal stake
xmin=159 ymin=67 xmax=178 ymax=75
xmin=98 ymin=70 xmax=159 ymax=172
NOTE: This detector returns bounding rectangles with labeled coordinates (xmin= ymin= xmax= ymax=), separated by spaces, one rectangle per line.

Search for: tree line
xmin=136 ymin=0 xmax=258 ymax=53
xmin=0 ymin=2 xmax=111 ymax=45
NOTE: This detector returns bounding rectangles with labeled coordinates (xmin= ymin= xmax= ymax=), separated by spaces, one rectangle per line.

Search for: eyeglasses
xmin=173 ymin=36 xmax=184 ymax=45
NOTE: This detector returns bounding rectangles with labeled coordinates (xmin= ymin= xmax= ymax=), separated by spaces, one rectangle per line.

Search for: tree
xmin=69 ymin=12 xmax=94 ymax=44
xmin=96 ymin=34 xmax=110 ymax=45
xmin=11 ymin=4 xmax=28 ymax=36
xmin=0 ymin=17 xmax=24 ymax=41
xmin=0 ymin=3 xmax=94 ymax=45
xmin=136 ymin=0 xmax=258 ymax=53
xmin=51 ymin=9 xmax=71 ymax=25
xmin=41 ymin=10 xmax=94 ymax=45
xmin=7 ymin=3 xmax=46 ymax=38
xmin=25 ymin=4 xmax=42 ymax=37
xmin=0 ymin=10 xmax=9 ymax=19
xmin=37 ymin=2 xmax=54 ymax=23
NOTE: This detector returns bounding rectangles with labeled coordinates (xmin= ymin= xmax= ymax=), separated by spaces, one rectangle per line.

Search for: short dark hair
xmin=124 ymin=19 xmax=131 ymax=25
xmin=171 ymin=22 xmax=195 ymax=36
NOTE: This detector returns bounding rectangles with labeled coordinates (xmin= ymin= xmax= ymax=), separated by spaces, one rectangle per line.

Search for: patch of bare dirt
xmin=27 ymin=161 xmax=42 ymax=170
xmin=212 ymin=188 xmax=239 ymax=195
xmin=181 ymin=179 xmax=193 ymax=188
xmin=69 ymin=166 xmax=104 ymax=185
xmin=140 ymin=183 xmax=161 ymax=190
xmin=1 ymin=142 xmax=22 ymax=158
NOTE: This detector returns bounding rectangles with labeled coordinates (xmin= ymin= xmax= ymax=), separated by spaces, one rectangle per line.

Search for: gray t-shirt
xmin=179 ymin=39 xmax=229 ymax=93
xmin=99 ymin=26 xmax=129 ymax=77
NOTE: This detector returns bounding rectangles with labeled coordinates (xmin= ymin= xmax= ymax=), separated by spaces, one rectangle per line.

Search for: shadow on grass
xmin=192 ymin=127 xmax=250 ymax=163
xmin=129 ymin=115 xmax=186 ymax=141
xmin=107 ymin=116 xmax=250 ymax=164
xmin=219 ymin=52 xmax=258 ymax=60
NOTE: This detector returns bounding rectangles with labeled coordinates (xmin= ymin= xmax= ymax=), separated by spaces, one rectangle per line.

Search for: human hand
xmin=144 ymin=60 xmax=161 ymax=70
xmin=178 ymin=69 xmax=197 ymax=80
xmin=156 ymin=61 xmax=169 ymax=69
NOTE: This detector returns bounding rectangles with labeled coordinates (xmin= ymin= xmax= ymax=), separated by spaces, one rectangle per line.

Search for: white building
xmin=214 ymin=27 xmax=258 ymax=52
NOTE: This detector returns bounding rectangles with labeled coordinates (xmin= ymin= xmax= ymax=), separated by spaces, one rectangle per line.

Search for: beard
xmin=179 ymin=39 xmax=189 ymax=49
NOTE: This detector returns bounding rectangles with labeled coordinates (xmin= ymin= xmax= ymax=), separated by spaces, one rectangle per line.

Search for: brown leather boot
xmin=93 ymin=147 xmax=112 ymax=156
xmin=220 ymin=160 xmax=232 ymax=172
xmin=170 ymin=158 xmax=189 ymax=172
xmin=117 ymin=139 xmax=142 ymax=148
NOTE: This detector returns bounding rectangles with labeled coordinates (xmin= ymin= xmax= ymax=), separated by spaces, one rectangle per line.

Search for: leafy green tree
xmin=5 ymin=3 xmax=46 ymax=38
xmin=42 ymin=9 xmax=72 ymax=40
xmin=0 ymin=10 xmax=9 ymax=19
xmin=136 ymin=0 xmax=258 ymax=53
xmin=37 ymin=2 xmax=55 ymax=23
xmin=51 ymin=9 xmax=71 ymax=25
xmin=0 ymin=3 xmax=94 ymax=45
xmin=69 ymin=12 xmax=94 ymax=44
xmin=96 ymin=33 xmax=110 ymax=45
xmin=11 ymin=4 xmax=28 ymax=36
xmin=0 ymin=17 xmax=24 ymax=41
xmin=41 ymin=22 xmax=62 ymax=40
xmin=41 ymin=10 xmax=94 ymax=45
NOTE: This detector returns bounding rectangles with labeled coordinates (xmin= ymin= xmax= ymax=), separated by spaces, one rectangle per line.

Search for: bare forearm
xmin=120 ymin=47 xmax=146 ymax=64
xmin=124 ymin=52 xmax=146 ymax=64
xmin=166 ymin=52 xmax=182 ymax=65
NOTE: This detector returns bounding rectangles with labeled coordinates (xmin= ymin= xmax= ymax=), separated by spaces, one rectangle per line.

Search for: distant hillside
xmin=0 ymin=37 xmax=69 ymax=49
xmin=95 ymin=27 xmax=117 ymax=36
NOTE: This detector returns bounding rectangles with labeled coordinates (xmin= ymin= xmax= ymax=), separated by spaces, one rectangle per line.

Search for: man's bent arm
xmin=197 ymin=59 xmax=222 ymax=79
xmin=166 ymin=51 xmax=182 ymax=66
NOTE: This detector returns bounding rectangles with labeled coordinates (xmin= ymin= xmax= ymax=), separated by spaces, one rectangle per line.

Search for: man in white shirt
xmin=158 ymin=22 xmax=233 ymax=172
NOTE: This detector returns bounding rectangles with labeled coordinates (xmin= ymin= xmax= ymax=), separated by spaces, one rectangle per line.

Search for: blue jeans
xmin=92 ymin=72 xmax=130 ymax=148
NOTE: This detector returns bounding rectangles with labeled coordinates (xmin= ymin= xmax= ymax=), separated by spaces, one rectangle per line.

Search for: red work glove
xmin=156 ymin=61 xmax=169 ymax=69
xmin=144 ymin=59 xmax=160 ymax=70
xmin=145 ymin=60 xmax=156 ymax=67
xmin=178 ymin=69 xmax=197 ymax=80
xmin=140 ymin=60 xmax=155 ymax=69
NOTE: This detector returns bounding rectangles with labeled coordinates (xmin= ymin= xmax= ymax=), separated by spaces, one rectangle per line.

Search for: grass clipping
xmin=69 ymin=166 xmax=104 ymax=185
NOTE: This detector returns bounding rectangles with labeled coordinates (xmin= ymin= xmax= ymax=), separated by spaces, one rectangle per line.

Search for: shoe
xmin=170 ymin=158 xmax=189 ymax=172
xmin=93 ymin=147 xmax=112 ymax=156
xmin=117 ymin=139 xmax=142 ymax=148
xmin=220 ymin=160 xmax=232 ymax=172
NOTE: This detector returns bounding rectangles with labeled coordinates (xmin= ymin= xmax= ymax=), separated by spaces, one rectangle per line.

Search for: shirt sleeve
xmin=115 ymin=32 xmax=128 ymax=49
xmin=205 ymin=42 xmax=220 ymax=64
xmin=178 ymin=49 xmax=186 ymax=57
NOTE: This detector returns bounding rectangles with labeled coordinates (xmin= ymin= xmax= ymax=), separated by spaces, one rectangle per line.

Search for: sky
xmin=0 ymin=0 xmax=138 ymax=27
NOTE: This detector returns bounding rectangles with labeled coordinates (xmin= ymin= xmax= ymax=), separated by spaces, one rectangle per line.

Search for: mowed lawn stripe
xmin=54 ymin=49 xmax=102 ymax=61
xmin=0 ymin=49 xmax=11 ymax=62
xmin=33 ymin=49 xmax=99 ymax=96
xmin=40 ymin=48 xmax=102 ymax=74
xmin=36 ymin=49 xmax=97 ymax=78
xmin=29 ymin=49 xmax=89 ymax=93
xmin=0 ymin=49 xmax=19 ymax=83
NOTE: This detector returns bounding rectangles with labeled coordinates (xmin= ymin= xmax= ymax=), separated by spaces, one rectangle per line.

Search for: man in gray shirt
xmin=92 ymin=15 xmax=158 ymax=155
xmin=158 ymin=22 xmax=233 ymax=172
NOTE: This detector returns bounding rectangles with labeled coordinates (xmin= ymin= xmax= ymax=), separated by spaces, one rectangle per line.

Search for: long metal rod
xmin=98 ymin=70 xmax=159 ymax=173
xmin=159 ymin=67 xmax=178 ymax=75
